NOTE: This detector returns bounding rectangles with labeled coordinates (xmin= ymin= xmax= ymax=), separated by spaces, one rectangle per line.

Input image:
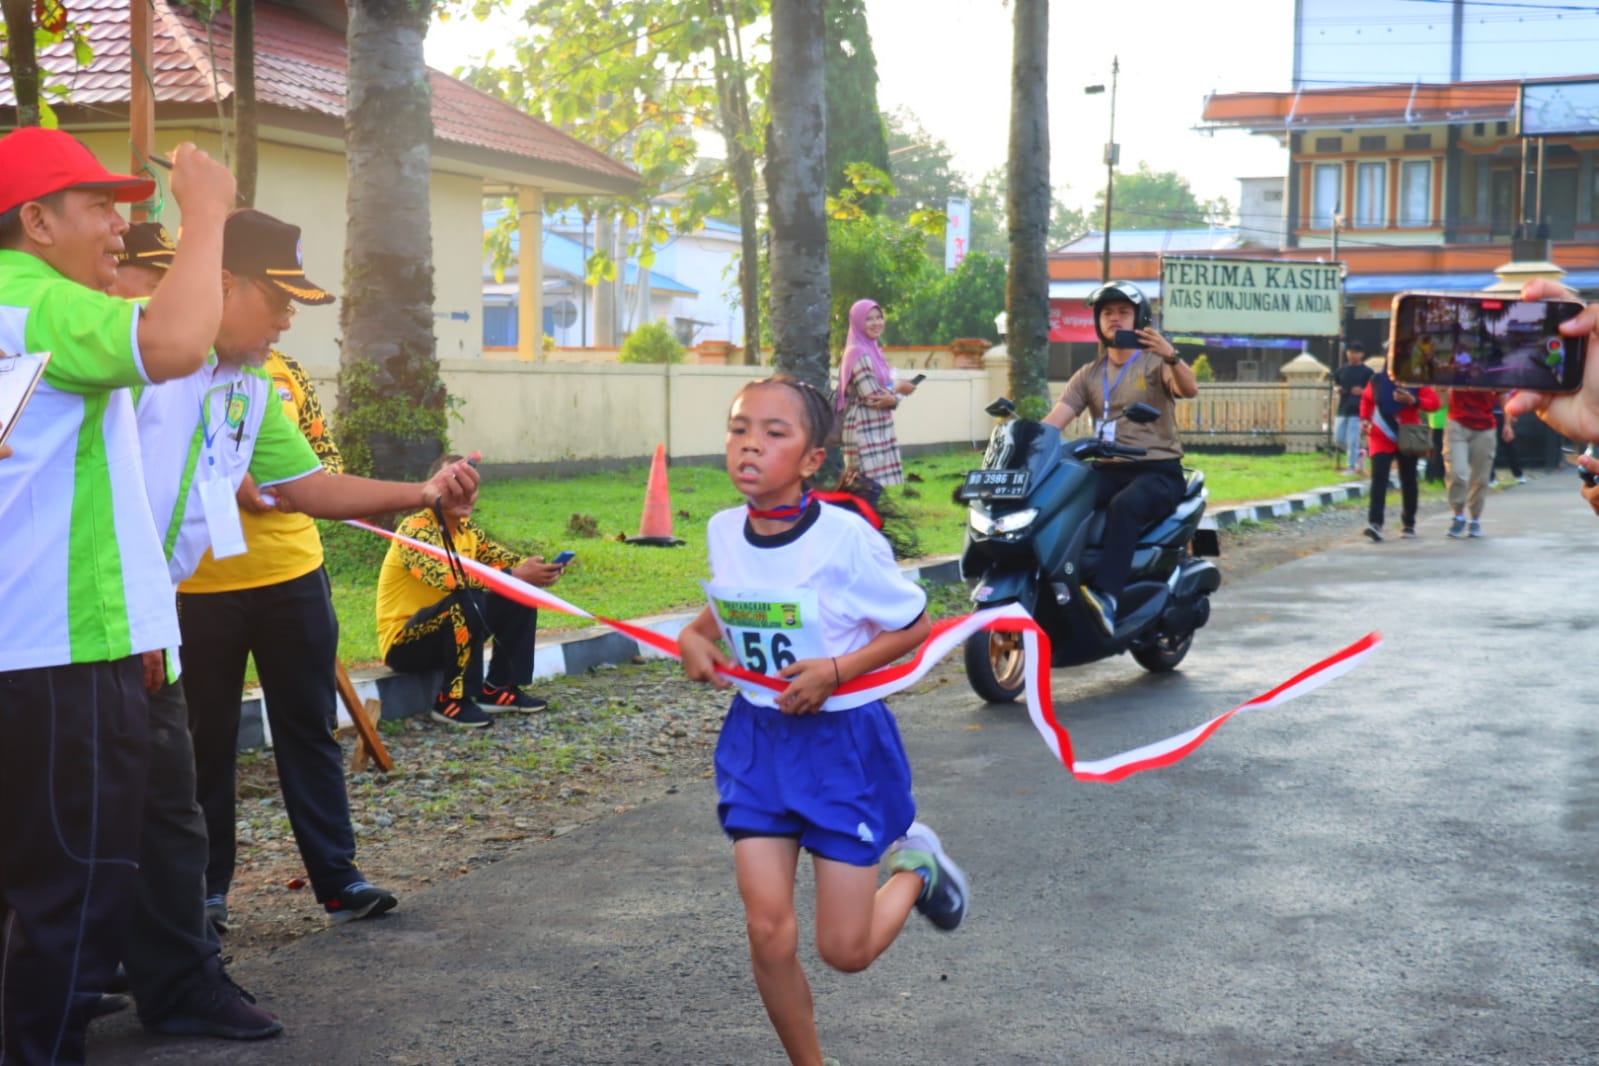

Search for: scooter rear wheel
xmin=1131 ymin=627 xmax=1193 ymax=673
xmin=963 ymin=629 xmax=1026 ymax=703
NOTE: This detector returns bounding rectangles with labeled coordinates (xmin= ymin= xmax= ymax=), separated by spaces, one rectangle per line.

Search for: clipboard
xmin=0 ymin=349 xmax=51 ymax=447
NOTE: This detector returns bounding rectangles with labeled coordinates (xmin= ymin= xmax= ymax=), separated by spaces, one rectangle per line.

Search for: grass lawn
xmin=303 ymin=446 xmax=1385 ymax=675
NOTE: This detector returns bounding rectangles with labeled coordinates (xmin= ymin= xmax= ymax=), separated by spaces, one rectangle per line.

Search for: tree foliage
xmin=885 ymin=251 xmax=1006 ymax=347
xmin=452 ymin=0 xmax=768 ymax=291
xmin=618 ymin=319 xmax=686 ymax=363
xmin=822 ymin=0 xmax=887 ymax=211
xmin=968 ymin=165 xmax=1090 ymax=258
xmin=1094 ymin=161 xmax=1231 ymax=232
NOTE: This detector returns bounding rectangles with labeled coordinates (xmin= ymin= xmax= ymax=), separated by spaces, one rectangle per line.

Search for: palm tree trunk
xmin=1 ymin=0 xmax=41 ymax=127
xmin=711 ymin=0 xmax=762 ymax=364
xmin=1005 ymin=0 xmax=1051 ymax=410
xmin=340 ymin=0 xmax=447 ymax=480
xmin=233 ymin=0 xmax=258 ymax=207
xmin=765 ymin=0 xmax=829 ymax=390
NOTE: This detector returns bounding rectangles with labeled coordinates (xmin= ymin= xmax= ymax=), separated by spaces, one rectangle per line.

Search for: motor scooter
xmin=958 ymin=398 xmax=1221 ymax=702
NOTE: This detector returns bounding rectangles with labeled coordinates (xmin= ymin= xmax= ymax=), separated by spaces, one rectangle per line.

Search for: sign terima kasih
xmin=1160 ymin=257 xmax=1343 ymax=338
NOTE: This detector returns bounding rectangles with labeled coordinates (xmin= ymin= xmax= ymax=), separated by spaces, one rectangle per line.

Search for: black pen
xmin=149 ymin=154 xmax=173 ymax=170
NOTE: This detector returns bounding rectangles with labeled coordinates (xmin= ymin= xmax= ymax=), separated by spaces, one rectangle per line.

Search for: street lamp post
xmin=1084 ymin=56 xmax=1120 ymax=284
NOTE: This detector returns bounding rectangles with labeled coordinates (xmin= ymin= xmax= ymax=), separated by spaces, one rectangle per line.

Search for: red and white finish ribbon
xmin=353 ymin=520 xmax=1380 ymax=783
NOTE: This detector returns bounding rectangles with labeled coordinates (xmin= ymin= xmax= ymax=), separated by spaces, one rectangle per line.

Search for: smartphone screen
xmin=552 ymin=550 xmax=576 ymax=566
xmin=1111 ymin=329 xmax=1145 ymax=350
xmin=910 ymin=373 xmax=927 ymax=385
xmin=1389 ymin=293 xmax=1586 ymax=392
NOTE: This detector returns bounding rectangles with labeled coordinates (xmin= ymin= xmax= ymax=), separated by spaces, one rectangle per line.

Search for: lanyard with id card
xmin=1096 ymin=353 xmax=1141 ymax=442
xmin=198 ymin=381 xmax=248 ymax=559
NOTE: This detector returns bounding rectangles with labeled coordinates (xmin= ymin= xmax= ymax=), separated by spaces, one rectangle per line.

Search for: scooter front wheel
xmin=963 ymin=629 xmax=1027 ymax=703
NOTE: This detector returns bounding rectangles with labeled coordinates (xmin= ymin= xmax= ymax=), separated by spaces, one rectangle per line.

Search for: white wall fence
xmin=302 ymin=360 xmax=1335 ymax=471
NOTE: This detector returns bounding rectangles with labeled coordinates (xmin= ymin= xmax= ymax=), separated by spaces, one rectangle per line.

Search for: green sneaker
xmin=887 ymin=820 xmax=969 ymax=931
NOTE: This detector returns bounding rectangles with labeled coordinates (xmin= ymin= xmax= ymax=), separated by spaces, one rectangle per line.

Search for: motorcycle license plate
xmin=961 ymin=469 xmax=1030 ymax=500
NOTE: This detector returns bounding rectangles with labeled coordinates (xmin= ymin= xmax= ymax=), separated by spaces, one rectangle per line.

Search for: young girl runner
xmin=678 ymin=376 xmax=968 ymax=1066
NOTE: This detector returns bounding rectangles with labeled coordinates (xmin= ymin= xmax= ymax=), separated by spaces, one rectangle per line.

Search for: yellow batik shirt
xmin=179 ymin=351 xmax=342 ymax=593
xmin=375 ymin=509 xmax=524 ymax=661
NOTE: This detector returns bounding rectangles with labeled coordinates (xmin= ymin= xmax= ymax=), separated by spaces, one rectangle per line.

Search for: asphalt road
xmin=91 ymin=475 xmax=1599 ymax=1066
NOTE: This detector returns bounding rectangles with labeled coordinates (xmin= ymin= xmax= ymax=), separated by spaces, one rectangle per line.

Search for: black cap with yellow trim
xmin=222 ymin=208 xmax=335 ymax=306
xmin=116 ymin=220 xmax=176 ymax=269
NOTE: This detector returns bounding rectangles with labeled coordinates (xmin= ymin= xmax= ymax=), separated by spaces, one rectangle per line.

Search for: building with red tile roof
xmin=1 ymin=0 xmax=640 ymax=363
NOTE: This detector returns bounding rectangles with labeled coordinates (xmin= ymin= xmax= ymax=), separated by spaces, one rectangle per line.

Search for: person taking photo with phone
xmin=376 ymin=454 xmax=565 ymax=729
xmin=1041 ymin=281 xmax=1198 ymax=633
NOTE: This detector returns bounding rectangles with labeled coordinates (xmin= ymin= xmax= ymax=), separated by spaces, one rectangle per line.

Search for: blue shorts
xmin=714 ymin=694 xmax=916 ymax=867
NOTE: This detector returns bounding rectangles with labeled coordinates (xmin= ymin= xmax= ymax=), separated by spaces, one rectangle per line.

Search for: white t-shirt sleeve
xmin=832 ymin=517 xmax=927 ymax=634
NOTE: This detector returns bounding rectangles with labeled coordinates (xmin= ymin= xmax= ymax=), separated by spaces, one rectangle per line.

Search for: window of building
xmin=1399 ymin=160 xmax=1432 ymax=226
xmin=1310 ymin=162 xmax=1342 ymax=229
xmin=1359 ymin=134 xmax=1387 ymax=152
xmin=1355 ymin=161 xmax=1386 ymax=227
xmin=1402 ymin=133 xmax=1432 ymax=150
xmin=1495 ymin=121 xmax=1509 ymax=135
xmin=1314 ymin=135 xmax=1343 ymax=153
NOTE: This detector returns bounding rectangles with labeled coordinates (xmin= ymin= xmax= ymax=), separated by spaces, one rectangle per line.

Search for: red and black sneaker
xmin=430 ymin=693 xmax=492 ymax=729
xmin=479 ymin=684 xmax=548 ymax=713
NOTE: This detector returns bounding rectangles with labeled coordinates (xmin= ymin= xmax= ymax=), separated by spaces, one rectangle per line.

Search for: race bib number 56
xmin=703 ymin=583 xmax=826 ymax=691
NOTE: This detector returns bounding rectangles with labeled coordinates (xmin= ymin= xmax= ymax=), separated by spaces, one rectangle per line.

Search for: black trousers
xmin=1426 ymin=426 xmax=1446 ymax=482
xmin=1091 ymin=459 xmax=1186 ymax=602
xmin=179 ymin=566 xmax=360 ymax=905
xmin=122 ymin=677 xmax=222 ymax=1025
xmin=1368 ymin=451 xmax=1420 ymax=529
xmin=0 ymin=658 xmax=147 ymax=1066
xmin=384 ymin=589 xmax=538 ymax=697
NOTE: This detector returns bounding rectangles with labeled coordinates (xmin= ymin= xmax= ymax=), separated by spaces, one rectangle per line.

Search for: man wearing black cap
xmin=181 ymin=210 xmax=398 ymax=934
xmin=0 ymin=127 xmax=236 ymax=1066
xmin=110 ymin=218 xmax=177 ymax=299
xmin=122 ymin=208 xmax=478 ymax=1041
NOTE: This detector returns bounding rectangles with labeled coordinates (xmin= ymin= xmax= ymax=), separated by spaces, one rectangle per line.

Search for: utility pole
xmin=1085 ymin=56 xmax=1119 ymax=283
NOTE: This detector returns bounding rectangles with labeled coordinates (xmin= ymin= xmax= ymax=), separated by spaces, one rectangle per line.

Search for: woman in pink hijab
xmin=835 ymin=299 xmax=918 ymax=486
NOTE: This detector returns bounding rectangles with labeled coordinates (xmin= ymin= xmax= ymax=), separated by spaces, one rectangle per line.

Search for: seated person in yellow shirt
xmin=376 ymin=454 xmax=565 ymax=729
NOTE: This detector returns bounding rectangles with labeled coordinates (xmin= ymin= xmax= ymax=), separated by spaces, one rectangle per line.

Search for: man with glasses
xmin=121 ymin=208 xmax=479 ymax=1042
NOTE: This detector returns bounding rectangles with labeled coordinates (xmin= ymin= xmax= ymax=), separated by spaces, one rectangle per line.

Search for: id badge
xmin=1095 ymin=418 xmax=1118 ymax=443
xmin=198 ymin=476 xmax=248 ymax=560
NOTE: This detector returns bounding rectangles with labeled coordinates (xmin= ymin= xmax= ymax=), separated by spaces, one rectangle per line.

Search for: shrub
xmin=618 ymin=321 xmax=685 ymax=364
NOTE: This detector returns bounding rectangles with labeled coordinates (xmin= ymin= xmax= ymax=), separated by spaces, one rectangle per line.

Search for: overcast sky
xmin=426 ymin=1 xmax=1299 ymax=220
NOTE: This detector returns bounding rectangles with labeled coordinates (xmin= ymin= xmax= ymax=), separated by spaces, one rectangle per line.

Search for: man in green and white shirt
xmin=0 ymin=128 xmax=235 ymax=1066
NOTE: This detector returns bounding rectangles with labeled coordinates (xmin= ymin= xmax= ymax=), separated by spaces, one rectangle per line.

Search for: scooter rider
xmin=1042 ymin=281 xmax=1199 ymax=633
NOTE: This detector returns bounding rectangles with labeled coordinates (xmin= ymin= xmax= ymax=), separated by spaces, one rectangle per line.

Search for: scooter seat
xmin=1082 ymin=471 xmax=1205 ymax=549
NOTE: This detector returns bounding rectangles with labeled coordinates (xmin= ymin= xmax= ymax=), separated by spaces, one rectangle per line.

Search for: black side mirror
xmin=1124 ymin=402 xmax=1160 ymax=424
xmin=985 ymin=397 xmax=1016 ymax=418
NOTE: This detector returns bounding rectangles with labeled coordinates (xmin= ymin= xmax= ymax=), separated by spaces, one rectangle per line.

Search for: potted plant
xmin=948 ymin=337 xmax=992 ymax=369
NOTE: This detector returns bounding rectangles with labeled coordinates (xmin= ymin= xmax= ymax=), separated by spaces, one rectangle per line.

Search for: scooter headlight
xmin=969 ymin=506 xmax=1039 ymax=536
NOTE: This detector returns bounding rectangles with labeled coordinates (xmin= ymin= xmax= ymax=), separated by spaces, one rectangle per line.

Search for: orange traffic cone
xmin=627 ymin=443 xmax=685 ymax=547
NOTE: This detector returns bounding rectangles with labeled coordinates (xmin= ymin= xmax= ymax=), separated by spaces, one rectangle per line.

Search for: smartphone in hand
xmin=552 ymin=550 xmax=576 ymax=566
xmin=910 ymin=373 xmax=927 ymax=386
xmin=1389 ymin=292 xmax=1586 ymax=392
xmin=1112 ymin=329 xmax=1146 ymax=350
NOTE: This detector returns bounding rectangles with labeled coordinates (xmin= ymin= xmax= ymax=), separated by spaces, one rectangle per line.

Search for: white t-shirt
xmin=704 ymin=501 xmax=926 ymax=710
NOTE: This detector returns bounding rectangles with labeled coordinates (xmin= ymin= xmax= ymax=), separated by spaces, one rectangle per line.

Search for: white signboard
xmin=945 ymin=197 xmax=970 ymax=272
xmin=1521 ymin=79 xmax=1599 ymax=137
xmin=1160 ymin=257 xmax=1343 ymax=338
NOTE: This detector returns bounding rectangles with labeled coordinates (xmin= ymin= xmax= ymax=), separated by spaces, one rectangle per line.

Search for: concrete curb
xmin=236 ymin=484 xmax=1363 ymax=748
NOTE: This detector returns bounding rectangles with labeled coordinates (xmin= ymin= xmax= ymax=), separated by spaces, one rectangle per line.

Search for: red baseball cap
xmin=0 ymin=127 xmax=155 ymax=215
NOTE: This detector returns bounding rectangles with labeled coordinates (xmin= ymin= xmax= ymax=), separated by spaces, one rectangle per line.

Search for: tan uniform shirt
xmin=1059 ymin=351 xmax=1185 ymax=463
